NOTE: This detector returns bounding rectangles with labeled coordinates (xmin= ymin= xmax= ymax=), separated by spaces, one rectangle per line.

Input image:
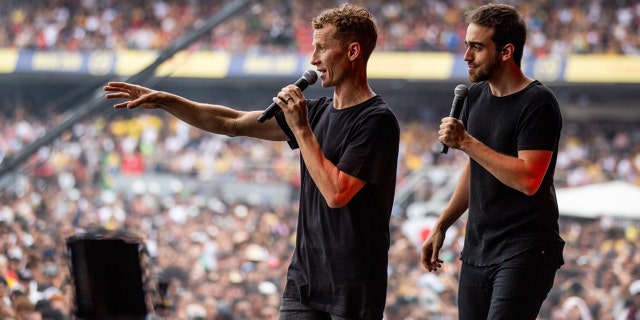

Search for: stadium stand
xmin=0 ymin=1 xmax=639 ymax=319
xmin=1 ymin=0 xmax=638 ymax=55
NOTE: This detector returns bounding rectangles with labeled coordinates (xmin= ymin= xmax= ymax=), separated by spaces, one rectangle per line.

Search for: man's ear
xmin=348 ymin=42 xmax=361 ymax=61
xmin=501 ymin=44 xmax=514 ymax=59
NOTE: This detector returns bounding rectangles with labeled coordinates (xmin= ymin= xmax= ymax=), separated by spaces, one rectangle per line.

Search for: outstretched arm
xmin=104 ymin=82 xmax=288 ymax=141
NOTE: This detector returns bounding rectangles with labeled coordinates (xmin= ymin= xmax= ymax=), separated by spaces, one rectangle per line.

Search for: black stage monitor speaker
xmin=66 ymin=236 xmax=147 ymax=320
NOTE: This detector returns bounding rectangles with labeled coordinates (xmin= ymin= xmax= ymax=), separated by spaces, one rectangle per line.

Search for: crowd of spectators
xmin=1 ymin=0 xmax=639 ymax=56
xmin=1 ymin=1 xmax=640 ymax=319
xmin=0 ymin=95 xmax=639 ymax=319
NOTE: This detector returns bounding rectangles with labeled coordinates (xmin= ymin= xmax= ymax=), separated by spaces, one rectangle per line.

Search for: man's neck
xmin=488 ymin=69 xmax=533 ymax=97
xmin=333 ymin=84 xmax=376 ymax=109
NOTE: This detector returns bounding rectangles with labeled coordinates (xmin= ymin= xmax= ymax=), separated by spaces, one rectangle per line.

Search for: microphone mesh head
xmin=455 ymin=84 xmax=469 ymax=97
xmin=303 ymin=70 xmax=319 ymax=85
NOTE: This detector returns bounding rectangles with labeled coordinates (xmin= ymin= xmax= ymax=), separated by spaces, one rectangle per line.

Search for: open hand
xmin=103 ymin=82 xmax=160 ymax=109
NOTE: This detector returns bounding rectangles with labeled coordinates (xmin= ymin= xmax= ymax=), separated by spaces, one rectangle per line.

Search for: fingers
xmin=273 ymin=89 xmax=295 ymax=111
xmin=103 ymin=82 xmax=140 ymax=95
xmin=104 ymin=92 xmax=128 ymax=99
xmin=104 ymin=89 xmax=134 ymax=109
xmin=429 ymin=255 xmax=444 ymax=272
xmin=276 ymin=94 xmax=293 ymax=104
xmin=105 ymin=81 xmax=126 ymax=88
xmin=422 ymin=256 xmax=443 ymax=272
xmin=278 ymin=90 xmax=294 ymax=104
xmin=420 ymin=254 xmax=430 ymax=269
xmin=103 ymin=82 xmax=128 ymax=93
xmin=421 ymin=241 xmax=444 ymax=272
xmin=439 ymin=117 xmax=463 ymax=148
xmin=103 ymin=82 xmax=143 ymax=109
xmin=104 ymin=83 xmax=128 ymax=100
xmin=277 ymin=85 xmax=302 ymax=104
xmin=272 ymin=96 xmax=288 ymax=107
xmin=112 ymin=102 xmax=132 ymax=109
xmin=439 ymin=117 xmax=456 ymax=132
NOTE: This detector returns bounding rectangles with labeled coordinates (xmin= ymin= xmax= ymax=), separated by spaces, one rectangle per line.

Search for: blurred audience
xmin=0 ymin=0 xmax=638 ymax=56
xmin=0 ymin=1 xmax=639 ymax=319
xmin=0 ymin=98 xmax=639 ymax=319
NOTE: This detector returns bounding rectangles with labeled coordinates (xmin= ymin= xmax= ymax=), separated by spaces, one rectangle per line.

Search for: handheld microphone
xmin=256 ymin=70 xmax=319 ymax=123
xmin=441 ymin=84 xmax=469 ymax=154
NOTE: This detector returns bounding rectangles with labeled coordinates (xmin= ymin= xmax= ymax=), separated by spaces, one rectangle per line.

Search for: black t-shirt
xmin=275 ymin=95 xmax=399 ymax=319
xmin=460 ymin=81 xmax=565 ymax=267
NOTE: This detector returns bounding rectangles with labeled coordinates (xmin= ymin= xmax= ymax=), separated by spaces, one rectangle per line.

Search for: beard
xmin=467 ymin=53 xmax=501 ymax=83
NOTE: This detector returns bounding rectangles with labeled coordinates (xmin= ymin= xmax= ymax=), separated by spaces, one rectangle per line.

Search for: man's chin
xmin=468 ymin=73 xmax=484 ymax=83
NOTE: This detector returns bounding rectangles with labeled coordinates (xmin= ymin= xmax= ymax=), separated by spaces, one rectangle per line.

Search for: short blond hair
xmin=312 ymin=3 xmax=377 ymax=61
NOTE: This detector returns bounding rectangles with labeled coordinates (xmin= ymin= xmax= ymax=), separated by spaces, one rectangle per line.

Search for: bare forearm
xmin=435 ymin=162 xmax=470 ymax=232
xmin=459 ymin=134 xmax=550 ymax=195
xmin=295 ymin=127 xmax=364 ymax=208
xmin=105 ymin=81 xmax=285 ymax=140
xmin=158 ymin=93 xmax=285 ymax=140
xmin=155 ymin=94 xmax=239 ymax=135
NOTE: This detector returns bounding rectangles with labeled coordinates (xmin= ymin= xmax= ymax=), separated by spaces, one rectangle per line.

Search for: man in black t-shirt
xmin=420 ymin=4 xmax=564 ymax=320
xmin=104 ymin=4 xmax=399 ymax=319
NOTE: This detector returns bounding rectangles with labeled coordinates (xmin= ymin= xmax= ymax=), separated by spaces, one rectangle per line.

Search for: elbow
xmin=521 ymin=187 xmax=538 ymax=197
xmin=324 ymin=193 xmax=351 ymax=209
xmin=322 ymin=174 xmax=364 ymax=208
xmin=520 ymin=179 xmax=542 ymax=196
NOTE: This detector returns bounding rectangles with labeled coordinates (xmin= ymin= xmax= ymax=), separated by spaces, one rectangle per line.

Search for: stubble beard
xmin=467 ymin=54 xmax=501 ymax=83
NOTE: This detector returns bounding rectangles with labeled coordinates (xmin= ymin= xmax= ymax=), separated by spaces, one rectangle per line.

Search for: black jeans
xmin=279 ymin=297 xmax=360 ymax=320
xmin=457 ymin=247 xmax=560 ymax=320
